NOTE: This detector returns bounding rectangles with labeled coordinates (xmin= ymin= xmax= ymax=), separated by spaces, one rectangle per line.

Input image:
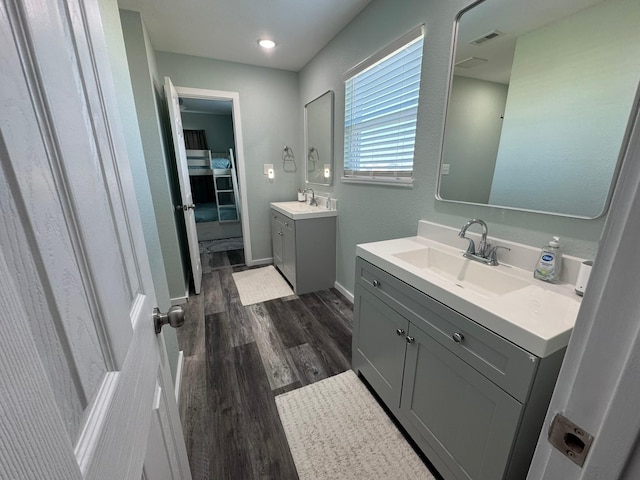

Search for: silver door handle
xmin=396 ymin=328 xmax=405 ymax=336
xmin=154 ymin=306 xmax=185 ymax=334
xmin=176 ymin=204 xmax=195 ymax=211
xmin=452 ymin=332 xmax=464 ymax=343
xmin=372 ymin=280 xmax=381 ymax=287
xmin=406 ymin=336 xmax=415 ymax=344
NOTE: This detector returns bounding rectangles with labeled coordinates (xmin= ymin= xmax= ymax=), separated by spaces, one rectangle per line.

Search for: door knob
xmin=176 ymin=204 xmax=196 ymax=211
xmin=154 ymin=306 xmax=185 ymax=334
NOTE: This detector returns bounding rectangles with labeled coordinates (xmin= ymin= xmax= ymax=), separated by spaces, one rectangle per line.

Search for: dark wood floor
xmin=177 ymin=249 xmax=353 ymax=479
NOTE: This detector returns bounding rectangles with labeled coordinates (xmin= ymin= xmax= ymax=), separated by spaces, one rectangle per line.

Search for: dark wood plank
xmin=203 ymin=269 xmax=225 ymax=316
xmin=247 ymin=303 xmax=300 ymax=391
xmin=178 ymin=287 xmax=204 ymax=357
xmin=232 ymin=342 xmax=299 ymax=479
xmin=227 ymin=298 xmax=254 ymax=347
xmin=204 ymin=251 xmax=231 ymax=271
xmin=226 ymin=248 xmax=245 ymax=266
xmin=287 ymin=343 xmax=329 ymax=386
xmin=272 ymin=381 xmax=303 ymax=397
xmin=206 ymin=312 xmax=253 ymax=480
xmin=316 ymin=288 xmax=354 ymax=329
xmin=179 ymin=355 xmax=208 ymax=479
xmin=263 ymin=298 xmax=308 ymax=349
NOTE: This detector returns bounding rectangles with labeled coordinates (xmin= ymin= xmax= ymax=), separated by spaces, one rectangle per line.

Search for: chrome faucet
xmin=458 ymin=219 xmax=510 ymax=266
xmin=304 ymin=187 xmax=317 ymax=206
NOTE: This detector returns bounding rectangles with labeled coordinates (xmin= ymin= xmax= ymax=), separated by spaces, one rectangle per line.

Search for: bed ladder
xmin=213 ymin=149 xmax=240 ymax=223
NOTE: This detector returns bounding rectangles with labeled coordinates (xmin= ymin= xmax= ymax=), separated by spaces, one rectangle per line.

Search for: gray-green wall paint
xmin=299 ymin=0 xmax=608 ymax=295
xmin=98 ymin=4 xmax=179 ymax=381
xmin=489 ymin=0 xmax=640 ymax=217
xmin=155 ymin=53 xmax=301 ymax=261
xmin=120 ymin=11 xmax=189 ymax=303
xmin=440 ymin=76 xmax=508 ymax=204
xmin=181 ymin=112 xmax=235 ymax=153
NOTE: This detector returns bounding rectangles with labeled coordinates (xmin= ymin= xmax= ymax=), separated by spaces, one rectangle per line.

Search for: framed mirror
xmin=305 ymin=90 xmax=334 ymax=186
xmin=438 ymin=0 xmax=640 ymax=218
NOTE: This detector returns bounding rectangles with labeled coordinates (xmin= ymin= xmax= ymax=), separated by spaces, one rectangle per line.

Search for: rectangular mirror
xmin=438 ymin=0 xmax=640 ymax=218
xmin=305 ymin=90 xmax=334 ymax=186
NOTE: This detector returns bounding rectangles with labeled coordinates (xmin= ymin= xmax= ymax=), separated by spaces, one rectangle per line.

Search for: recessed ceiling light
xmin=258 ymin=39 xmax=276 ymax=49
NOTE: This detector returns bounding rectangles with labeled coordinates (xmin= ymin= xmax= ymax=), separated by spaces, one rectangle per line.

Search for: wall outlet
xmin=264 ymin=164 xmax=273 ymax=175
xmin=441 ymin=164 xmax=450 ymax=175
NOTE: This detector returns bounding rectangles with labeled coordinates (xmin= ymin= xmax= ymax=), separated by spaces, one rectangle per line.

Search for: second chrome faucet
xmin=458 ymin=219 xmax=510 ymax=266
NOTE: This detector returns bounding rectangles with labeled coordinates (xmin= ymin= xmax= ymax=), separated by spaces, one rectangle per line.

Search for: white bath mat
xmin=276 ymin=370 xmax=436 ymax=480
xmin=232 ymin=265 xmax=294 ymax=306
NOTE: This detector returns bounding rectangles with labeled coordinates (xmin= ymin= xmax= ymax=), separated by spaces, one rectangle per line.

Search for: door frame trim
xmin=174 ymin=86 xmax=253 ymax=265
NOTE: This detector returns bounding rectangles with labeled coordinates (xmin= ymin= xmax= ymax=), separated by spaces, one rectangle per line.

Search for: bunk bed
xmin=186 ymin=149 xmax=242 ymax=241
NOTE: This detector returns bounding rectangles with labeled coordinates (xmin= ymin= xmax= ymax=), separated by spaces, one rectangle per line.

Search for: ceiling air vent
xmin=469 ymin=29 xmax=505 ymax=46
xmin=455 ymin=57 xmax=488 ymax=68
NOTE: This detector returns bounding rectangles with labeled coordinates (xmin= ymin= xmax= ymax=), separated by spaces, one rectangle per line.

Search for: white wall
xmin=299 ymin=0 xmax=609 ymax=295
xmin=155 ymin=53 xmax=302 ymax=262
xmin=489 ymin=0 xmax=640 ymax=217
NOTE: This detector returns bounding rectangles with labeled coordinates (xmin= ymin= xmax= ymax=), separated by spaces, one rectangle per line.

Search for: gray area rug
xmin=199 ymin=236 xmax=243 ymax=254
xmin=276 ymin=370 xmax=436 ymax=480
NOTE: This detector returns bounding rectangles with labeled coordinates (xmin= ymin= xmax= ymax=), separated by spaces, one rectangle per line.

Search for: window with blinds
xmin=343 ymin=26 xmax=424 ymax=186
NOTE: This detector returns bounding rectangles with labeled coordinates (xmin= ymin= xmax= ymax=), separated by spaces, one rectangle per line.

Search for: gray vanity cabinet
xmin=270 ymin=209 xmax=336 ymax=294
xmin=352 ymin=257 xmax=565 ymax=480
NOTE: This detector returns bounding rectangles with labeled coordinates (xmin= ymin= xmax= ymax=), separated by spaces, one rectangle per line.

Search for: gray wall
xmin=120 ymin=11 xmax=189 ymax=303
xmin=181 ymin=112 xmax=235 ymax=153
xmin=119 ymin=10 xmax=185 ymax=380
xmin=155 ymin=53 xmax=301 ymax=261
xmin=440 ymin=76 xmax=508 ymax=204
xmin=299 ymin=0 xmax=608 ymax=295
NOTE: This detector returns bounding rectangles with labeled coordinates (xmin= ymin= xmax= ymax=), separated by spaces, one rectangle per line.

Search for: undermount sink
xmin=270 ymin=201 xmax=337 ymax=220
xmin=392 ymin=247 xmax=531 ymax=299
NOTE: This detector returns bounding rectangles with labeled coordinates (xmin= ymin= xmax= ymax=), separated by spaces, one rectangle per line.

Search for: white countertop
xmin=271 ymin=201 xmax=337 ymax=220
xmin=357 ymin=234 xmax=582 ymax=358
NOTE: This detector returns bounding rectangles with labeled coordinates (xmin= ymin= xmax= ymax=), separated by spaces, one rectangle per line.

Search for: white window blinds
xmin=343 ymin=26 xmax=424 ymax=184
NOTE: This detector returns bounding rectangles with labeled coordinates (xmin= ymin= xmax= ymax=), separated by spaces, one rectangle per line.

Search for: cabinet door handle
xmin=452 ymin=332 xmax=464 ymax=343
xmin=372 ymin=280 xmax=381 ymax=287
xmin=284 ymin=222 xmax=289 ymax=227
xmin=278 ymin=231 xmax=283 ymax=236
xmin=406 ymin=336 xmax=415 ymax=344
xmin=396 ymin=328 xmax=405 ymax=336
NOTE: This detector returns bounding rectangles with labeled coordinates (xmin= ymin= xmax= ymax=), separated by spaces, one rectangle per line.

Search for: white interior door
xmin=0 ymin=0 xmax=190 ymax=478
xmin=164 ymin=76 xmax=203 ymax=295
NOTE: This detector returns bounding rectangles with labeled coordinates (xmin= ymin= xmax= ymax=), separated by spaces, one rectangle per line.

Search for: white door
xmin=164 ymin=77 xmax=203 ymax=295
xmin=0 ymin=0 xmax=191 ymax=479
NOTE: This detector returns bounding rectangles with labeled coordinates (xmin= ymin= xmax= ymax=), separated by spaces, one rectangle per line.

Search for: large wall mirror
xmin=438 ymin=0 xmax=640 ymax=218
xmin=305 ymin=90 xmax=334 ymax=186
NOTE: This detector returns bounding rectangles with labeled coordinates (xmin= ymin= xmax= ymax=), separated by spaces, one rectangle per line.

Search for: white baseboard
xmin=171 ymin=291 xmax=188 ymax=305
xmin=174 ymin=350 xmax=184 ymax=406
xmin=248 ymin=257 xmax=273 ymax=267
xmin=334 ymin=281 xmax=354 ymax=304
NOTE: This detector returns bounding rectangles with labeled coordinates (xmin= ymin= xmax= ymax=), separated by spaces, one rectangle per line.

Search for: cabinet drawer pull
xmin=284 ymin=222 xmax=289 ymax=227
xmin=372 ymin=280 xmax=381 ymax=288
xmin=406 ymin=336 xmax=415 ymax=344
xmin=452 ymin=332 xmax=464 ymax=343
xmin=278 ymin=231 xmax=283 ymax=236
xmin=396 ymin=328 xmax=405 ymax=336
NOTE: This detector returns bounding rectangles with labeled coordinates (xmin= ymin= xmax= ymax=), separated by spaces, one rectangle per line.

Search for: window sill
xmin=341 ymin=176 xmax=414 ymax=188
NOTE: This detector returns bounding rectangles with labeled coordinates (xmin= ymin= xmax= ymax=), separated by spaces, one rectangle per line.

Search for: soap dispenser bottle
xmin=534 ymin=236 xmax=563 ymax=283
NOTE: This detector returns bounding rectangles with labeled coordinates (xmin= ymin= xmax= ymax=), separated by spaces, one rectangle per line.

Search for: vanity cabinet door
xmin=353 ymin=286 xmax=410 ymax=409
xmin=271 ymin=210 xmax=284 ymax=270
xmin=401 ymin=323 xmax=522 ymax=480
xmin=281 ymin=217 xmax=296 ymax=287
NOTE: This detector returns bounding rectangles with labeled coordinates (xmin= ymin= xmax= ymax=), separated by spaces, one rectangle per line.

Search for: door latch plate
xmin=548 ymin=413 xmax=594 ymax=467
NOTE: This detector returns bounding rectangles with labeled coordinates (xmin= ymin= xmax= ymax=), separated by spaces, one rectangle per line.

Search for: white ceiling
xmin=117 ymin=0 xmax=373 ymax=72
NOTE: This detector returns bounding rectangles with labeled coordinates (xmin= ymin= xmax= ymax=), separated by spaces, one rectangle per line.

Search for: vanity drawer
xmin=356 ymin=257 xmax=537 ymax=402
